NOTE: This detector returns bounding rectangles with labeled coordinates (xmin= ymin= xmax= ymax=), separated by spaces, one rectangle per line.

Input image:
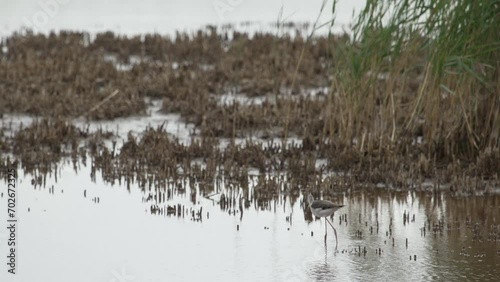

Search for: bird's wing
xmin=311 ymin=200 xmax=343 ymax=209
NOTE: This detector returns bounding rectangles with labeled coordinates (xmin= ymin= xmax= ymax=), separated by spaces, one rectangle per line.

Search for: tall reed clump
xmin=327 ymin=0 xmax=499 ymax=163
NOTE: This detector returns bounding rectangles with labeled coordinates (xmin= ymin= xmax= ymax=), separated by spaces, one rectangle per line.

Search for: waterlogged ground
xmin=0 ymin=162 xmax=499 ymax=282
xmin=2 ymin=104 xmax=498 ymax=282
xmin=0 ymin=97 xmax=499 ymax=282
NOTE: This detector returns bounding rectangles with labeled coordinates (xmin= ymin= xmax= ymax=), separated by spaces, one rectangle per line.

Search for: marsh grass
xmin=1 ymin=6 xmax=498 ymax=194
xmin=327 ymin=0 xmax=499 ymax=163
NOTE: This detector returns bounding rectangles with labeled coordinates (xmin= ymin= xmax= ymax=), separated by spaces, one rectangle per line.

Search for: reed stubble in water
xmin=0 ymin=3 xmax=498 ymax=194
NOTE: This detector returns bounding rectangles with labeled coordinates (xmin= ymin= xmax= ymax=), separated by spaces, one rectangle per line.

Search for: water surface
xmin=0 ymin=0 xmax=366 ymax=37
xmin=0 ymin=163 xmax=498 ymax=282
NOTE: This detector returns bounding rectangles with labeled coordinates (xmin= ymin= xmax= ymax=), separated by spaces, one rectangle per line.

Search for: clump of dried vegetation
xmin=0 ymin=0 xmax=498 ymax=195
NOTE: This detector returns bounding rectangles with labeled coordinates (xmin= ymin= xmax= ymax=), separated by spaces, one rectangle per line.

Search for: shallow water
xmin=0 ymin=0 xmax=366 ymax=37
xmin=1 ymin=1 xmax=499 ymax=280
xmin=0 ymin=162 xmax=498 ymax=282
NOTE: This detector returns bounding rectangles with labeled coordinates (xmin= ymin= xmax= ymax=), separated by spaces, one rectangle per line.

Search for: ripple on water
xmin=0 ymin=164 xmax=499 ymax=282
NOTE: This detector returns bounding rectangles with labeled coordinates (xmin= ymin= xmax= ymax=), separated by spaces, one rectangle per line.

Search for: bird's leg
xmin=325 ymin=218 xmax=338 ymax=250
xmin=324 ymin=219 xmax=327 ymax=243
xmin=333 ymin=225 xmax=338 ymax=250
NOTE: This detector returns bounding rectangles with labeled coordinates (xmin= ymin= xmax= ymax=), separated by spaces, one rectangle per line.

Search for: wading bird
xmin=308 ymin=193 xmax=344 ymax=249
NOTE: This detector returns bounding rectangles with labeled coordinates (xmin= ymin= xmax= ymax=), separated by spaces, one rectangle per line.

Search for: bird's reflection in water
xmin=308 ymin=260 xmax=338 ymax=281
xmin=302 ymin=239 xmax=340 ymax=282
